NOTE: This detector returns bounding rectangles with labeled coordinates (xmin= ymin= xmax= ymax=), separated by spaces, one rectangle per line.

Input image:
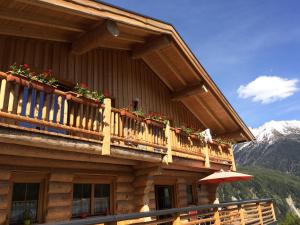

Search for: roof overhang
xmin=0 ymin=0 xmax=255 ymax=142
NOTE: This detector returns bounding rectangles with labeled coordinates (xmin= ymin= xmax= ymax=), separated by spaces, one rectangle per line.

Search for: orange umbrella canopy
xmin=199 ymin=170 xmax=253 ymax=184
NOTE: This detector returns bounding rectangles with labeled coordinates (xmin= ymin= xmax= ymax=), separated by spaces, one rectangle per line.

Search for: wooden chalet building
xmin=0 ymin=1 xmax=276 ymax=225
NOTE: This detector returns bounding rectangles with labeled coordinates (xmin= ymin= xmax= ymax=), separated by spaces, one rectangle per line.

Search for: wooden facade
xmin=0 ymin=1 xmax=267 ymax=225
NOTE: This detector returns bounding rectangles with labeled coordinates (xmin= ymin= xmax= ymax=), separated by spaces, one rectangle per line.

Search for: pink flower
xmin=23 ymin=64 xmax=29 ymax=68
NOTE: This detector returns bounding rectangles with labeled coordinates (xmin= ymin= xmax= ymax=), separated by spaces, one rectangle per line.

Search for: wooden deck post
xmin=172 ymin=213 xmax=181 ymax=225
xmin=165 ymin=120 xmax=173 ymax=163
xmin=270 ymin=202 xmax=277 ymax=222
xmin=204 ymin=144 xmax=210 ymax=168
xmin=257 ymin=203 xmax=264 ymax=225
xmin=102 ymin=97 xmax=111 ymax=155
xmin=238 ymin=205 xmax=246 ymax=225
xmin=214 ymin=209 xmax=220 ymax=225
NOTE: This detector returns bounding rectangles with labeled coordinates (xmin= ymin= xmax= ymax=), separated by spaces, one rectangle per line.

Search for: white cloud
xmin=237 ymin=76 xmax=299 ymax=104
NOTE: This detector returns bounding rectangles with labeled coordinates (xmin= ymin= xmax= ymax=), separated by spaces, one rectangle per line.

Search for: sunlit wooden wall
xmin=0 ymin=35 xmax=202 ymax=128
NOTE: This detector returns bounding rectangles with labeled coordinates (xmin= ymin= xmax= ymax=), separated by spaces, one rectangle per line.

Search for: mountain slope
xmin=218 ymin=120 xmax=300 ymax=220
xmin=217 ymin=166 xmax=300 ymax=219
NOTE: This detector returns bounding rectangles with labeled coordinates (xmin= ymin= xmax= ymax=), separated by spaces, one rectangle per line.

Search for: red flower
xmin=80 ymin=82 xmax=88 ymax=88
xmin=23 ymin=64 xmax=29 ymax=68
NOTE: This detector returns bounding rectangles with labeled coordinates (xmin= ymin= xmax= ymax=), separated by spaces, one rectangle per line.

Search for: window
xmin=10 ymin=183 xmax=40 ymax=224
xmin=72 ymin=183 xmax=110 ymax=218
xmin=186 ymin=184 xmax=195 ymax=205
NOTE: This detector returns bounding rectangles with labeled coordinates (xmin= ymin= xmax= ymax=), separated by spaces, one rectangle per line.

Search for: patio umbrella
xmin=199 ymin=170 xmax=253 ymax=184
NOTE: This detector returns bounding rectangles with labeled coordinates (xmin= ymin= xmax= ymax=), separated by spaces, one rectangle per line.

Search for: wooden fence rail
xmin=0 ymin=71 xmax=234 ymax=165
xmin=39 ymin=199 xmax=276 ymax=225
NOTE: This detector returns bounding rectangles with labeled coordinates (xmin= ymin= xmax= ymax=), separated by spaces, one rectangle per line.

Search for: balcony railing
xmin=0 ymin=72 xmax=234 ymax=167
xmin=40 ymin=199 xmax=276 ymax=225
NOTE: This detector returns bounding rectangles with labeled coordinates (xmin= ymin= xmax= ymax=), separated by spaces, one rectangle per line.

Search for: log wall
xmin=0 ymin=170 xmax=11 ymax=225
xmin=0 ymin=35 xmax=201 ymax=129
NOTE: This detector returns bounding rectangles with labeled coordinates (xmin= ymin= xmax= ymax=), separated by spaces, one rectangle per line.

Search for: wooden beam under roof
xmin=194 ymin=96 xmax=227 ymax=132
xmin=71 ymin=20 xmax=120 ymax=55
xmin=132 ymin=34 xmax=172 ymax=59
xmin=171 ymin=82 xmax=208 ymax=101
xmin=0 ymin=9 xmax=85 ymax=33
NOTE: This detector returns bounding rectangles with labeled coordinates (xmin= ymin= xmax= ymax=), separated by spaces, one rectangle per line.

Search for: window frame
xmin=72 ymin=175 xmax=115 ymax=218
xmin=186 ymin=183 xmax=197 ymax=205
xmin=8 ymin=172 xmax=47 ymax=225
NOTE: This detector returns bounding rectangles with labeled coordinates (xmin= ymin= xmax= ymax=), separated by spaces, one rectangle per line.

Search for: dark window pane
xmin=12 ymin=183 xmax=26 ymax=201
xmin=94 ymin=184 xmax=110 ymax=215
xmin=10 ymin=183 xmax=39 ymax=224
xmin=72 ymin=184 xmax=91 ymax=217
xmin=186 ymin=185 xmax=194 ymax=205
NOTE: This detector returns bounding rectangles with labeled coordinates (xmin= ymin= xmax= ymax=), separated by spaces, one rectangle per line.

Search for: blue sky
xmin=102 ymin=0 xmax=300 ymax=128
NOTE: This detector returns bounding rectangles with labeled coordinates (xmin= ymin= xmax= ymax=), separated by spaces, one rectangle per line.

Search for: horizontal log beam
xmin=132 ymin=34 xmax=172 ymax=59
xmin=71 ymin=20 xmax=120 ymax=54
xmin=171 ymin=82 xmax=207 ymax=101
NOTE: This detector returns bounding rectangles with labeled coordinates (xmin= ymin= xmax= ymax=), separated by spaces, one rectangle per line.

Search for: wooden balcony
xmin=42 ymin=199 xmax=277 ymax=225
xmin=0 ymin=72 xmax=234 ymax=169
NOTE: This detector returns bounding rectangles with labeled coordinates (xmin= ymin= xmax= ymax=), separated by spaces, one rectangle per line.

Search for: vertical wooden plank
xmin=88 ymin=105 xmax=94 ymax=130
xmin=49 ymin=94 xmax=55 ymax=122
xmin=257 ymin=203 xmax=264 ymax=225
xmin=270 ymin=202 xmax=276 ymax=222
xmin=42 ymin=93 xmax=50 ymax=121
xmin=7 ymin=82 xmax=15 ymax=113
xmin=239 ymin=205 xmax=246 ymax=225
xmin=12 ymin=84 xmax=21 ymax=114
xmin=63 ymin=98 xmax=68 ymax=125
xmin=34 ymin=91 xmax=40 ymax=119
xmin=0 ymin=79 xmax=7 ymax=111
xmin=102 ymin=98 xmax=111 ymax=155
xmin=214 ymin=209 xmax=220 ymax=225
xmin=56 ymin=95 xmax=62 ymax=123
xmin=165 ymin=121 xmax=172 ymax=163
xmin=93 ymin=107 xmax=99 ymax=131
xmin=69 ymin=103 xmax=75 ymax=127
xmin=25 ymin=89 xmax=32 ymax=117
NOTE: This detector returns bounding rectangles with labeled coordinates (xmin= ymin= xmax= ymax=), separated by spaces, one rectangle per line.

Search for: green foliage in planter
xmin=146 ymin=112 xmax=168 ymax=125
xmin=181 ymin=126 xmax=194 ymax=135
xmin=9 ymin=63 xmax=58 ymax=87
xmin=193 ymin=130 xmax=205 ymax=140
xmin=10 ymin=63 xmax=32 ymax=78
xmin=74 ymin=83 xmax=104 ymax=103
xmin=133 ymin=109 xmax=145 ymax=117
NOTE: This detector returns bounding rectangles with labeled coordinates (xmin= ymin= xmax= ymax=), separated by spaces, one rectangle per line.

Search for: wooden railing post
xmin=214 ymin=208 xmax=220 ymax=225
xmin=270 ymin=202 xmax=277 ymax=222
xmin=172 ymin=213 xmax=181 ymax=225
xmin=257 ymin=203 xmax=264 ymax=225
xmin=164 ymin=120 xmax=173 ymax=163
xmin=238 ymin=205 xmax=246 ymax=225
xmin=204 ymin=144 xmax=210 ymax=168
xmin=230 ymin=145 xmax=236 ymax=171
xmin=102 ymin=97 xmax=111 ymax=155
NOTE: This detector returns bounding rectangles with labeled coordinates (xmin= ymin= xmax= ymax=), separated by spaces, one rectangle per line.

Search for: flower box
xmin=175 ymin=128 xmax=182 ymax=134
xmin=120 ymin=109 xmax=144 ymax=121
xmin=66 ymin=91 xmax=102 ymax=107
xmin=145 ymin=118 xmax=165 ymax=128
xmin=6 ymin=73 xmax=55 ymax=93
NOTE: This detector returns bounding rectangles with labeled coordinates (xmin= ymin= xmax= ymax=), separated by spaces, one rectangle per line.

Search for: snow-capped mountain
xmin=234 ymin=120 xmax=300 ymax=177
xmin=251 ymin=120 xmax=300 ymax=143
